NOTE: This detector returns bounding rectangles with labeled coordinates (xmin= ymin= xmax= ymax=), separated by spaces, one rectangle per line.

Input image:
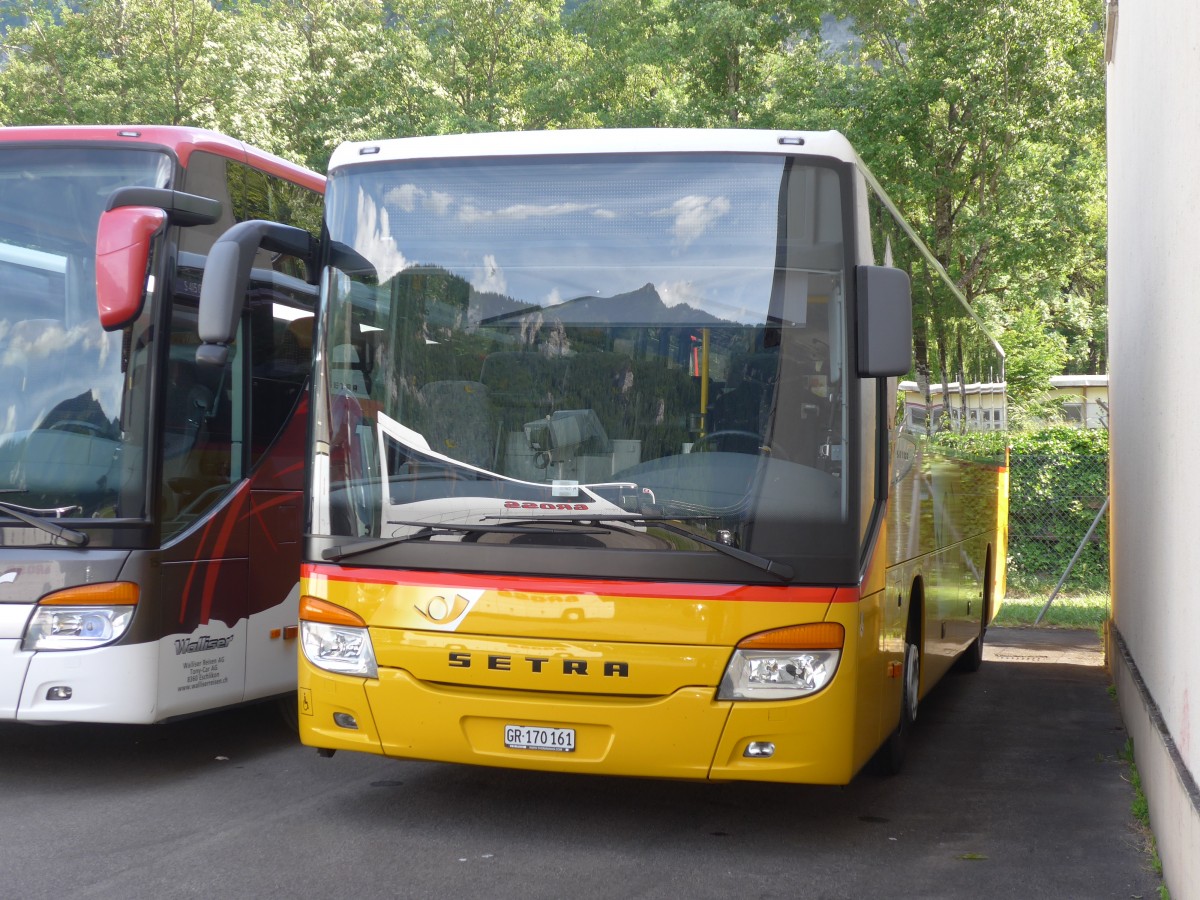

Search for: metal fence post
xmin=1034 ymin=495 xmax=1111 ymax=625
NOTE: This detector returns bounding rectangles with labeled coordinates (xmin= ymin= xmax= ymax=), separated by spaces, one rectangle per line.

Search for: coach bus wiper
xmin=0 ymin=498 xmax=88 ymax=547
xmin=321 ymin=520 xmax=611 ymax=562
xmin=497 ymin=514 xmax=794 ymax=582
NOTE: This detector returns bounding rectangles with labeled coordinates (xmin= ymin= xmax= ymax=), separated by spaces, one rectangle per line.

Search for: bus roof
xmin=329 ymin=128 xmax=859 ymax=174
xmin=0 ymin=125 xmax=324 ymax=191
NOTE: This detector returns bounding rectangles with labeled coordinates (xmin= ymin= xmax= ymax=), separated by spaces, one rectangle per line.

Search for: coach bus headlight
xmin=717 ymin=623 xmax=844 ymax=701
xmin=21 ymin=583 xmax=138 ymax=651
xmin=299 ymin=595 xmax=378 ymax=679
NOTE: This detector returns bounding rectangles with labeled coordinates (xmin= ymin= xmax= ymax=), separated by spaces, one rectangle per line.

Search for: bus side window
xmin=248 ymin=297 xmax=312 ymax=467
xmin=227 ymin=161 xmax=319 ymax=468
xmin=161 ymin=300 xmax=234 ymax=531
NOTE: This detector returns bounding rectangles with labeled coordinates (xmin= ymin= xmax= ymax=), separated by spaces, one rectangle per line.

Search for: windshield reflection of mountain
xmin=38 ymin=390 xmax=119 ymax=440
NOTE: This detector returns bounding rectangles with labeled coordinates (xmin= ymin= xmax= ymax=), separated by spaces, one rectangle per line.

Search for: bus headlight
xmin=299 ymin=595 xmax=378 ymax=679
xmin=23 ymin=606 xmax=134 ymax=651
xmin=300 ymin=621 xmax=378 ymax=678
xmin=717 ymin=623 xmax=844 ymax=701
xmin=22 ymin=582 xmax=139 ymax=651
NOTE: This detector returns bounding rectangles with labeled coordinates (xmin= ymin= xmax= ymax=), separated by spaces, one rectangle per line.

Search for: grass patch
xmin=995 ymin=592 xmax=1109 ymax=629
xmin=1120 ymin=740 xmax=1168 ymax=897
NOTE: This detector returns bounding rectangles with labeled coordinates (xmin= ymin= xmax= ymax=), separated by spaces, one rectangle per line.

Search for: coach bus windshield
xmin=315 ymin=153 xmax=858 ymax=582
xmin=0 ymin=147 xmax=171 ymax=529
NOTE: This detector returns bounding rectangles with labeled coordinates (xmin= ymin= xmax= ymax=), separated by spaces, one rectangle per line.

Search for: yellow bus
xmin=198 ymin=128 xmax=1007 ymax=784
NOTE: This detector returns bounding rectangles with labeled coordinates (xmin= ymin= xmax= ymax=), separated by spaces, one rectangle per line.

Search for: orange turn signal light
xmin=39 ymin=582 xmax=139 ymax=606
xmin=737 ymin=622 xmax=845 ymax=651
xmin=299 ymin=595 xmax=366 ymax=627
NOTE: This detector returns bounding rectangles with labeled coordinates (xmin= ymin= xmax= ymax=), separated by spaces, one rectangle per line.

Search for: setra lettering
xmin=445 ymin=652 xmax=629 ymax=677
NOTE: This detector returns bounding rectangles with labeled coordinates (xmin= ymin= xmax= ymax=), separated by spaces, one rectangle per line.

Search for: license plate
xmin=504 ymin=724 xmax=576 ymax=752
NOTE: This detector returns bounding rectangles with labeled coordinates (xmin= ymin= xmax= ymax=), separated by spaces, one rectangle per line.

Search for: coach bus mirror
xmin=197 ymin=220 xmax=317 ymax=367
xmin=95 ymin=206 xmax=168 ymax=331
xmin=104 ymin=186 xmax=222 ymax=228
xmin=328 ymin=241 xmax=379 ymax=280
xmin=855 ymin=265 xmax=913 ymax=378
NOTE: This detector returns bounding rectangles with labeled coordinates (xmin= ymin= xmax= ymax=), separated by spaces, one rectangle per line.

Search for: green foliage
xmin=1120 ymin=740 xmax=1167 ymax=887
xmin=826 ymin=0 xmax=1107 ymax=402
xmin=992 ymin=594 xmax=1107 ymax=628
xmin=0 ymin=0 xmax=1109 ymax=372
xmin=1000 ymin=305 xmax=1069 ymax=402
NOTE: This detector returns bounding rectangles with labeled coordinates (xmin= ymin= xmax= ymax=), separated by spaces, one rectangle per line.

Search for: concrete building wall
xmin=1106 ymin=1 xmax=1200 ymax=895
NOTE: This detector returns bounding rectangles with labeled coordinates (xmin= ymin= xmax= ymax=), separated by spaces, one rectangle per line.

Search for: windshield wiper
xmin=494 ymin=514 xmax=794 ymax=582
xmin=321 ymin=520 xmax=610 ymax=562
xmin=0 ymin=499 xmax=88 ymax=546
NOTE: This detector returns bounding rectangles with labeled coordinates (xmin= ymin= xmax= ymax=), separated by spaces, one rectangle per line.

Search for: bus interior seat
xmin=277 ymin=315 xmax=314 ymax=375
xmin=479 ymin=351 xmax=563 ymax=411
xmin=329 ymin=343 xmax=369 ymax=397
xmin=160 ymin=357 xmax=219 ymax=521
xmin=416 ymin=380 xmax=495 ymax=469
xmin=708 ymin=351 xmax=777 ymax=438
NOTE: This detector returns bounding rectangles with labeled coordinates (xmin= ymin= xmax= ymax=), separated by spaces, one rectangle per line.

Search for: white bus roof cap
xmin=328 ymin=128 xmax=859 ymax=173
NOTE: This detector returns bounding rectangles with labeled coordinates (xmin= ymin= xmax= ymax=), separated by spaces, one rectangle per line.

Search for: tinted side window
xmin=226 ymin=162 xmax=320 ymax=466
xmin=160 ymin=154 xmax=318 ymax=538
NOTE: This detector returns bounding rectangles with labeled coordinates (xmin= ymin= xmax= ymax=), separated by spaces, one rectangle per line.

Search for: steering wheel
xmin=691 ymin=430 xmax=766 ymax=456
xmin=45 ymin=419 xmax=107 ymax=437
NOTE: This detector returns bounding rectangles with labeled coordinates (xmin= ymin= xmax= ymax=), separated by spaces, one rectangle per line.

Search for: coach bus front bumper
xmin=298 ymin=633 xmax=863 ymax=785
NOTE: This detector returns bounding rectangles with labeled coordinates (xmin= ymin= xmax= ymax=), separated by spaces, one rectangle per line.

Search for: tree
xmin=0 ymin=0 xmax=225 ymax=127
xmin=828 ymin=0 xmax=1108 ymax=401
xmin=407 ymin=0 xmax=581 ymax=133
xmin=211 ymin=0 xmax=444 ymax=170
xmin=666 ymin=0 xmax=823 ymax=126
xmin=0 ymin=0 xmax=1110 ymax=394
xmin=562 ymin=0 xmax=684 ymax=127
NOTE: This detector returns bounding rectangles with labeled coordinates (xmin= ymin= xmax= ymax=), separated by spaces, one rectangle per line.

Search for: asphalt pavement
xmin=0 ymin=625 xmax=1163 ymax=900
xmin=905 ymin=624 xmax=1162 ymax=899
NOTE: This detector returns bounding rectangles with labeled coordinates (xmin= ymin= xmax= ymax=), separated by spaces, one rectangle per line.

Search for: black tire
xmin=958 ymin=554 xmax=992 ymax=673
xmin=877 ymin=636 xmax=920 ymax=776
xmin=277 ymin=693 xmax=300 ymax=732
xmin=958 ymin=610 xmax=986 ymax=673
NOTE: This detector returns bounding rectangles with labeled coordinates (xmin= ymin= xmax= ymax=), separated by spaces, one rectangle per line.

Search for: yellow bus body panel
xmin=299 ymin=573 xmax=875 ymax=783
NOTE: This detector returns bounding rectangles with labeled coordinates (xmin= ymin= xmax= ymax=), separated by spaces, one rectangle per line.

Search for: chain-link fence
xmin=1006 ymin=443 xmax=1109 ymax=596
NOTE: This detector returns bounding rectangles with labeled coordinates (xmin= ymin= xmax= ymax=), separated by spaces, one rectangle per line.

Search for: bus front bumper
xmin=298 ymin=662 xmax=861 ymax=785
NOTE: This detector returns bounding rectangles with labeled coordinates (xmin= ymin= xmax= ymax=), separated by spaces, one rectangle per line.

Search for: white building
xmin=897 ymin=380 xmax=1008 ymax=433
xmin=1106 ymin=1 xmax=1200 ymax=895
xmin=1048 ymin=374 xmax=1108 ymax=429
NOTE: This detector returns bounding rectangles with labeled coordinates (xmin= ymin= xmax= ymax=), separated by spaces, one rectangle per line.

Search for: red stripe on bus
xmin=198 ymin=488 xmax=249 ymax=624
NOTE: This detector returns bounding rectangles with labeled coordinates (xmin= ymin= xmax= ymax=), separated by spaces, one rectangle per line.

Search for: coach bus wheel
xmin=277 ymin=693 xmax=300 ymax=732
xmin=958 ymin=554 xmax=991 ymax=673
xmin=958 ymin=605 xmax=986 ymax=673
xmin=877 ymin=635 xmax=920 ymax=776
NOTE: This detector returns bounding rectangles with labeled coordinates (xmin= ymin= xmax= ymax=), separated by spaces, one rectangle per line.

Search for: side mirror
xmin=197 ymin=220 xmax=317 ymax=367
xmin=94 ymin=188 xmax=222 ymax=332
xmin=95 ymin=206 xmax=168 ymax=331
xmin=855 ymin=265 xmax=913 ymax=378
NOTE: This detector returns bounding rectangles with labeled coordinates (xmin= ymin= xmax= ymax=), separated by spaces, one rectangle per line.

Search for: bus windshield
xmin=0 ymin=147 xmax=172 ymax=523
xmin=316 ymin=152 xmax=857 ymax=581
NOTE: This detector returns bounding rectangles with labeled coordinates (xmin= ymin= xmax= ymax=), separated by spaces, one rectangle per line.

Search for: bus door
xmin=156 ymin=282 xmax=249 ymax=717
xmin=155 ymin=151 xmax=319 ymax=717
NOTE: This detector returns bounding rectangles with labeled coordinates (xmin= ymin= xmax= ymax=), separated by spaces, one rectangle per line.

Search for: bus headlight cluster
xmin=299 ymin=595 xmax=378 ymax=679
xmin=21 ymin=582 xmax=139 ymax=651
xmin=717 ymin=623 xmax=844 ymax=701
xmin=23 ymin=606 xmax=134 ymax=651
xmin=300 ymin=621 xmax=378 ymax=678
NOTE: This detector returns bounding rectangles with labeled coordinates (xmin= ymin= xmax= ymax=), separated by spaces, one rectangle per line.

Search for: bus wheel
xmin=277 ymin=693 xmax=300 ymax=732
xmin=877 ymin=636 xmax=920 ymax=776
xmin=959 ymin=605 xmax=986 ymax=673
xmin=958 ymin=556 xmax=991 ymax=673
